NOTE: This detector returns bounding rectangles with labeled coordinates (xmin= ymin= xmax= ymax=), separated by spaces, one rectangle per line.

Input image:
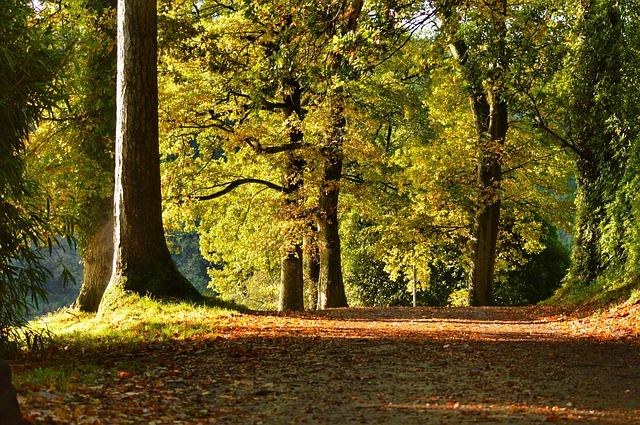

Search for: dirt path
xmin=16 ymin=307 xmax=640 ymax=424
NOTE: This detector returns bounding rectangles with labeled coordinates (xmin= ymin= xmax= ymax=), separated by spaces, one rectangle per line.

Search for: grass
xmin=34 ymin=292 xmax=243 ymax=343
xmin=16 ymin=364 xmax=107 ymax=392
xmin=11 ymin=292 xmax=246 ymax=389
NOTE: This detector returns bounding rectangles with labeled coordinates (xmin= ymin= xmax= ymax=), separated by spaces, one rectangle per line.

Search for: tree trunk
xmin=467 ymin=91 xmax=507 ymax=306
xmin=100 ymin=0 xmax=200 ymax=309
xmin=314 ymin=0 xmax=363 ymax=310
xmin=316 ymin=192 xmax=348 ymax=308
xmin=316 ymin=108 xmax=348 ymax=309
xmin=278 ymin=79 xmax=305 ymax=311
xmin=71 ymin=0 xmax=117 ymax=312
xmin=0 ymin=360 xmax=22 ymax=425
xmin=571 ymin=155 xmax=603 ymax=284
xmin=304 ymin=231 xmax=320 ymax=309
xmin=74 ymin=198 xmax=114 ymax=312
xmin=278 ymin=155 xmax=305 ymax=311
xmin=447 ymin=0 xmax=508 ymax=306
xmin=279 ymin=243 xmax=304 ymax=311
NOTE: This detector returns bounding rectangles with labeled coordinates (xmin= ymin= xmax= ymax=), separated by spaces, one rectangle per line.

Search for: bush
xmin=495 ymin=225 xmax=571 ymax=306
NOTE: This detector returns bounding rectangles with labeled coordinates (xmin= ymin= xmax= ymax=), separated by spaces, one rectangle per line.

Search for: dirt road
xmin=17 ymin=307 xmax=640 ymax=424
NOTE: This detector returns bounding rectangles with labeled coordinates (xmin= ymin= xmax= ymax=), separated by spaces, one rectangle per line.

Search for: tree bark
xmin=71 ymin=0 xmax=117 ymax=312
xmin=74 ymin=198 xmax=114 ymax=312
xmin=467 ymin=92 xmax=507 ymax=306
xmin=279 ymin=243 xmax=304 ymax=311
xmin=0 ymin=360 xmax=22 ymax=425
xmin=100 ymin=0 xmax=200 ymax=308
xmin=316 ymin=98 xmax=348 ymax=309
xmin=447 ymin=0 xmax=508 ymax=306
xmin=278 ymin=79 xmax=306 ymax=311
xmin=304 ymin=231 xmax=320 ymax=309
xmin=278 ymin=154 xmax=305 ymax=311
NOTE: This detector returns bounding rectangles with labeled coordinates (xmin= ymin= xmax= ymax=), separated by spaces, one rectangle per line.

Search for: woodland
xmin=1 ymin=0 xmax=640 ymax=422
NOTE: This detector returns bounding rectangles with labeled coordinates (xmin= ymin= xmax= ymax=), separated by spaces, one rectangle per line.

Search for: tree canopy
xmin=2 ymin=0 xmax=640 ymax=330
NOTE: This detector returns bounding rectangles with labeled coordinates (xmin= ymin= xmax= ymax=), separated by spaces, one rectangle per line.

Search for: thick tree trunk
xmin=279 ymin=243 xmax=304 ymax=311
xmin=316 ymin=193 xmax=348 ymax=309
xmin=100 ymin=0 xmax=200 ymax=309
xmin=467 ymin=92 xmax=507 ymax=306
xmin=72 ymin=0 xmax=117 ymax=312
xmin=278 ymin=155 xmax=305 ymax=311
xmin=447 ymin=0 xmax=508 ymax=306
xmin=278 ymin=80 xmax=305 ymax=311
xmin=316 ymin=121 xmax=348 ymax=309
xmin=313 ymin=0 xmax=362 ymax=309
xmin=74 ymin=199 xmax=114 ymax=312
xmin=0 ymin=360 xmax=22 ymax=425
xmin=571 ymin=156 xmax=602 ymax=284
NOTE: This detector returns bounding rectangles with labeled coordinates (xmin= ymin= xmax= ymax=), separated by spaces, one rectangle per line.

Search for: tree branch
xmin=252 ymin=141 xmax=310 ymax=154
xmin=194 ymin=178 xmax=292 ymax=201
xmin=518 ymin=82 xmax=588 ymax=161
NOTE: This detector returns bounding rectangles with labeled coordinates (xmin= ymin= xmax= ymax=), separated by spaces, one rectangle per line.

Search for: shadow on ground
xmin=15 ymin=307 xmax=640 ymax=424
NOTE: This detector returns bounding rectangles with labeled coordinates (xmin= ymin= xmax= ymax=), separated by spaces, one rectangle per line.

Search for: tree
xmin=66 ymin=0 xmax=117 ymax=312
xmin=158 ymin=0 xmax=315 ymax=311
xmin=70 ymin=0 xmax=117 ymax=312
xmin=1 ymin=0 xmax=68 ymax=350
xmin=27 ymin=0 xmax=118 ymax=313
xmin=99 ymin=0 xmax=201 ymax=308
xmin=520 ymin=0 xmax=640 ymax=300
xmin=436 ymin=0 xmax=509 ymax=306
xmin=157 ymin=0 xmax=392 ymax=310
xmin=564 ymin=0 xmax=634 ymax=285
xmin=279 ymin=79 xmax=306 ymax=311
xmin=414 ymin=0 xmax=576 ymax=306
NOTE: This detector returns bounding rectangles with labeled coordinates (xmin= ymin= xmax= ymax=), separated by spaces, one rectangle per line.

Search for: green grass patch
xmin=13 ymin=364 xmax=109 ymax=391
xmin=29 ymin=292 xmax=245 ymax=350
xmin=13 ymin=292 xmax=246 ymax=390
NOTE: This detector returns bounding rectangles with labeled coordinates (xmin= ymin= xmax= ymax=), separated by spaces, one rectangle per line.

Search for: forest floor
xmin=12 ymin=303 xmax=640 ymax=424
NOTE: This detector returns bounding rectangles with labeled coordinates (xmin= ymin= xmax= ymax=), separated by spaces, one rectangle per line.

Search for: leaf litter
xmin=13 ymin=306 xmax=640 ymax=424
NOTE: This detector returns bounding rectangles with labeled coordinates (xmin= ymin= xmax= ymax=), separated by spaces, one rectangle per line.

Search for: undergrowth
xmin=545 ymin=273 xmax=640 ymax=314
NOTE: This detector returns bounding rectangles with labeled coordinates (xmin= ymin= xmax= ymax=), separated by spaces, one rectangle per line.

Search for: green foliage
xmin=157 ymin=0 xmax=417 ymax=309
xmin=344 ymin=211 xmax=570 ymax=307
xmin=28 ymin=0 xmax=116 ymax=247
xmin=0 ymin=0 xmax=70 ymax=354
xmin=550 ymin=0 xmax=640 ymax=308
xmin=448 ymin=289 xmax=470 ymax=307
xmin=337 ymin=4 xmax=574 ymax=308
xmin=342 ymin=217 xmax=411 ymax=307
xmin=211 ymin=270 xmax=280 ymax=311
xmin=495 ymin=224 xmax=571 ymax=306
xmin=28 ymin=242 xmax=83 ymax=316
xmin=342 ymin=214 xmax=464 ymax=307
